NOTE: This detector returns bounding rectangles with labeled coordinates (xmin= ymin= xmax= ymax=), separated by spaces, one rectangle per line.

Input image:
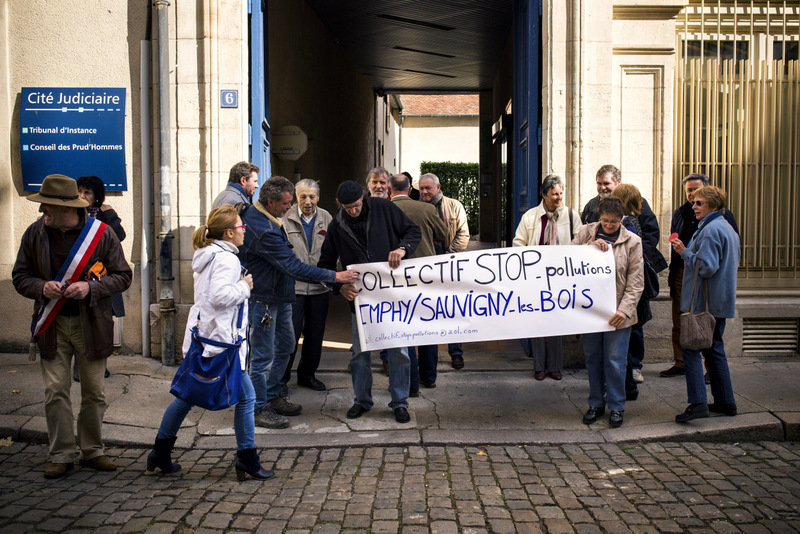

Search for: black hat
xmin=336 ymin=180 xmax=364 ymax=204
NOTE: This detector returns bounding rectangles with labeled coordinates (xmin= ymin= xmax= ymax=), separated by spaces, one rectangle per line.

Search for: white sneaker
xmin=632 ymin=369 xmax=644 ymax=383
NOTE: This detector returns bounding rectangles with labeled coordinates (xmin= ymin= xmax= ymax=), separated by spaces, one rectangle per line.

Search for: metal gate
xmin=674 ymin=0 xmax=799 ymax=289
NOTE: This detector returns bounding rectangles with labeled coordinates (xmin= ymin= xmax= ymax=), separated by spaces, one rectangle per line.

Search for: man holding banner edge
xmin=318 ymin=180 xmax=421 ymax=424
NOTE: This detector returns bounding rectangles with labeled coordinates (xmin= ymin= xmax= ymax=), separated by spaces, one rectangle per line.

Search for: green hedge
xmin=419 ymin=161 xmax=479 ymax=236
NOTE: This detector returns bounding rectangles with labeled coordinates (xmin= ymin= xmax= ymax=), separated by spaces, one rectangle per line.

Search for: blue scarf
xmin=687 ymin=210 xmax=723 ymax=248
xmin=230 ymin=181 xmax=248 ymax=200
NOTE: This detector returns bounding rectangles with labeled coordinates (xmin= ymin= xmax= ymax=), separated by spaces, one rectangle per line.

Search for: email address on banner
xmin=365 ymin=326 xmax=479 ymax=345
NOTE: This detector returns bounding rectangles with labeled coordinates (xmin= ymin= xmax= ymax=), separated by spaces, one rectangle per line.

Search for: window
xmin=683 ymin=40 xmax=749 ymax=61
xmin=773 ymin=40 xmax=799 ymax=61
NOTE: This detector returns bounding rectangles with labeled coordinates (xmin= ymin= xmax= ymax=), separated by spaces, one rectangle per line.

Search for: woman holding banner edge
xmin=571 ymin=197 xmax=644 ymax=428
xmin=513 ymin=174 xmax=583 ymax=381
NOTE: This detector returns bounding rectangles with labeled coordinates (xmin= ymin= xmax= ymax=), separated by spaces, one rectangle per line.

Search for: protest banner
xmin=351 ymin=245 xmax=618 ymax=353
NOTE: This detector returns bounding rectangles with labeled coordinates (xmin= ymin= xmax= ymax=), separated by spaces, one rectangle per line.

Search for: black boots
xmin=146 ymin=437 xmax=182 ymax=475
xmin=235 ymin=448 xmax=275 ymax=481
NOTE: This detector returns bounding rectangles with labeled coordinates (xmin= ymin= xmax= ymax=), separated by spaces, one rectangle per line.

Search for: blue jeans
xmin=448 ymin=343 xmax=463 ymax=357
xmin=350 ymin=314 xmax=409 ymax=409
xmin=681 ymin=318 xmax=734 ymax=405
xmin=249 ymin=300 xmax=295 ymax=411
xmin=157 ymin=372 xmax=256 ymax=450
xmin=583 ymin=328 xmax=631 ymax=412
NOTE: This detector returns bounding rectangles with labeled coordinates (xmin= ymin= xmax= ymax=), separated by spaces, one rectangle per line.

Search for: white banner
xmin=351 ymin=245 xmax=617 ymax=353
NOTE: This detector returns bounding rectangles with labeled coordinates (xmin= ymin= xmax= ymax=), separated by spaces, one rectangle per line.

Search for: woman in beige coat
xmin=571 ymin=197 xmax=644 ymax=428
xmin=513 ymin=174 xmax=582 ymax=380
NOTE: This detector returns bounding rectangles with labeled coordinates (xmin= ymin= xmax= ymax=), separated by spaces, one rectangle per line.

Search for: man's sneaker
xmin=632 ymin=369 xmax=644 ymax=383
xmin=609 ymin=410 xmax=624 ymax=428
xmin=255 ymin=406 xmax=290 ymax=429
xmin=269 ymin=395 xmax=302 ymax=416
xmin=659 ymin=365 xmax=685 ymax=378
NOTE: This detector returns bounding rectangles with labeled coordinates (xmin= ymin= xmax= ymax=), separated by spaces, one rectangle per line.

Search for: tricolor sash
xmin=31 ymin=217 xmax=107 ymax=340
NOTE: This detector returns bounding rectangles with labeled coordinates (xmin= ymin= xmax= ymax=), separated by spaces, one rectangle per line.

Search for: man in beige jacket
xmin=418 ymin=172 xmax=470 ymax=369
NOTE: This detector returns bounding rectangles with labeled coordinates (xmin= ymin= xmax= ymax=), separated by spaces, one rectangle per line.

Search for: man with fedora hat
xmin=13 ymin=174 xmax=131 ymax=479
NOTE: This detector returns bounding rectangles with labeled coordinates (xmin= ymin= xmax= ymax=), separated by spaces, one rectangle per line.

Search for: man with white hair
xmin=282 ymin=178 xmax=332 ymax=391
xmin=418 ymin=172 xmax=470 ymax=369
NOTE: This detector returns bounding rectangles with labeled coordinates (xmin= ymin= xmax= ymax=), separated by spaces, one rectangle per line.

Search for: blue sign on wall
xmin=20 ymin=87 xmax=127 ymax=191
xmin=220 ymin=89 xmax=238 ymax=108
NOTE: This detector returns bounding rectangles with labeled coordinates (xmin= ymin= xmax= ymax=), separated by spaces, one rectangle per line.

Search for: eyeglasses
xmin=600 ymin=218 xmax=621 ymax=225
xmin=230 ymin=224 xmax=247 ymax=230
xmin=693 ymin=200 xmax=706 ymax=206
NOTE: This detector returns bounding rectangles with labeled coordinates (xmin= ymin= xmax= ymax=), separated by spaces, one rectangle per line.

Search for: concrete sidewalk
xmin=1 ymin=341 xmax=797 ymax=451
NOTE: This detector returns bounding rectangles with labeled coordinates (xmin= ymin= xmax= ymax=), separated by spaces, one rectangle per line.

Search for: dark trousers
xmin=283 ymin=292 xmax=329 ymax=384
xmin=409 ymin=345 xmax=439 ymax=392
xmin=417 ymin=345 xmax=439 ymax=385
xmin=625 ymin=298 xmax=651 ymax=396
xmin=448 ymin=343 xmax=463 ymax=358
xmin=408 ymin=347 xmax=418 ymax=394
xmin=670 ymin=266 xmax=685 ymax=367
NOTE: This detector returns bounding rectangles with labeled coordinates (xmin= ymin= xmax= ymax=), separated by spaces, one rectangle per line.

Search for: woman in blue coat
xmin=670 ymin=186 xmax=740 ymax=422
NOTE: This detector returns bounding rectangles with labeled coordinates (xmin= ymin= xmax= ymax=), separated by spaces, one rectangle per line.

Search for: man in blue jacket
xmin=319 ymin=180 xmax=421 ymax=424
xmin=238 ymin=176 xmax=358 ymax=429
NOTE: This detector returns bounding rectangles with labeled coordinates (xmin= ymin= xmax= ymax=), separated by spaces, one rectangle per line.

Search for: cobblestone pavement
xmin=1 ymin=440 xmax=799 ymax=533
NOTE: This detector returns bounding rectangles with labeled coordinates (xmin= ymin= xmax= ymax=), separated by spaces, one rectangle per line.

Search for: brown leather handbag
xmin=680 ymin=262 xmax=716 ymax=350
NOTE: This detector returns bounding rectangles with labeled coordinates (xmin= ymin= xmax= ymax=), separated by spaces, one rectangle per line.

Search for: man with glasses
xmin=318 ymin=180 xmax=421 ymax=424
xmin=661 ymin=173 xmax=739 ymax=378
xmin=238 ymin=176 xmax=358 ymax=429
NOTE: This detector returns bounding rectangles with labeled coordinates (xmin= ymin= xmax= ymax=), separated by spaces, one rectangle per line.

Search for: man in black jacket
xmin=582 ymin=164 xmax=668 ymax=274
xmin=583 ymin=165 xmax=668 ymax=386
xmin=319 ymin=180 xmax=421 ymax=424
xmin=660 ymin=173 xmax=739 ymax=378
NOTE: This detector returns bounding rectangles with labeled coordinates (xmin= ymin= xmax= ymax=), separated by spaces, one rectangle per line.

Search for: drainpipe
xmin=140 ymin=2 xmax=153 ymax=358
xmin=155 ymin=0 xmax=175 ymax=365
xmin=569 ymin=0 xmax=582 ymax=208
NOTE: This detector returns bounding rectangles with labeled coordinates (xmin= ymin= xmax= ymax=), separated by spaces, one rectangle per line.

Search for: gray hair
xmin=683 ymin=173 xmax=710 ymax=186
xmin=295 ymin=178 xmax=320 ymax=195
xmin=419 ymin=173 xmax=440 ymax=187
xmin=366 ymin=166 xmax=390 ymax=185
xmin=541 ymin=174 xmax=564 ymax=196
xmin=596 ymin=164 xmax=621 ymax=183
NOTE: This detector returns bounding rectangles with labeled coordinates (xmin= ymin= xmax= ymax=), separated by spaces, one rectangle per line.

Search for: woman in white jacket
xmin=146 ymin=205 xmax=273 ymax=481
xmin=513 ymin=174 xmax=583 ymax=380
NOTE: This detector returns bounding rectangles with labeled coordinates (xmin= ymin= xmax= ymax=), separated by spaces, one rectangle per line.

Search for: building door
xmin=512 ymin=0 xmax=541 ymax=229
xmin=250 ymin=0 xmax=270 ymax=182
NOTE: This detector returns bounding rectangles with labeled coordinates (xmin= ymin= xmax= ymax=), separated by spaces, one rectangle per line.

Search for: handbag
xmin=679 ymin=262 xmax=716 ymax=350
xmin=169 ymin=304 xmax=245 ymax=411
xmin=641 ymin=254 xmax=660 ymax=300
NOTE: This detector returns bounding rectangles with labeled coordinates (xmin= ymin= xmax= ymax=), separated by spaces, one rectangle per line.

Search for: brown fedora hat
xmin=27 ymin=174 xmax=90 ymax=208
